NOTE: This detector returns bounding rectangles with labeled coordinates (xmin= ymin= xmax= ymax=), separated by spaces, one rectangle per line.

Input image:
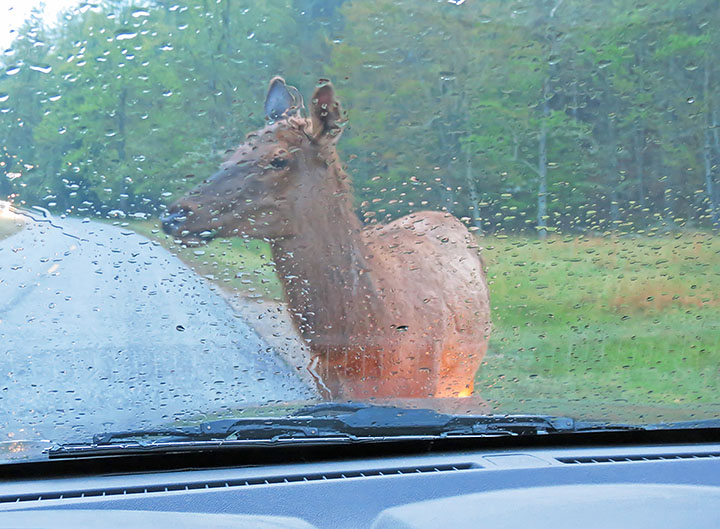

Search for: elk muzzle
xmin=161 ymin=208 xmax=189 ymax=236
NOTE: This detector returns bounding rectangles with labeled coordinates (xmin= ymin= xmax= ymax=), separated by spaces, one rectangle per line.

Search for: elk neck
xmin=269 ymin=156 xmax=385 ymax=344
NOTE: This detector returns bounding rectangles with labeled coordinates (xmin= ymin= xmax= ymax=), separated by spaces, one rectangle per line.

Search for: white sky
xmin=1 ymin=0 xmax=81 ymax=49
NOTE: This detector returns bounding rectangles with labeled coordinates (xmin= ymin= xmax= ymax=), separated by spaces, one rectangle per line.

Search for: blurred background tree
xmin=0 ymin=0 xmax=717 ymax=233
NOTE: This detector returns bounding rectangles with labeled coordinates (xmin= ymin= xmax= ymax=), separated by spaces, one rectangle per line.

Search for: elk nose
xmin=161 ymin=209 xmax=189 ymax=235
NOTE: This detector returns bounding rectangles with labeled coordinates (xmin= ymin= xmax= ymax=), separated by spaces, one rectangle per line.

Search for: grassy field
xmin=0 ymin=217 xmax=24 ymax=241
xmin=477 ymin=233 xmax=719 ymax=420
xmin=127 ymin=219 xmax=285 ymax=300
xmin=123 ymin=219 xmax=719 ymax=420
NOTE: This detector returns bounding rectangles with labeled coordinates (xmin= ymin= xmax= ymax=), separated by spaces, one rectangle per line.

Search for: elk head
xmin=162 ymin=77 xmax=346 ymax=242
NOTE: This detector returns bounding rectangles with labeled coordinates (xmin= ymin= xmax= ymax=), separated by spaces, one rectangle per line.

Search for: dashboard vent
xmin=0 ymin=462 xmax=478 ymax=505
xmin=557 ymin=452 xmax=720 ymax=465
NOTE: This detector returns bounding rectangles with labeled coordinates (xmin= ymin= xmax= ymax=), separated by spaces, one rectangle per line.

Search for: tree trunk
xmin=465 ymin=137 xmax=482 ymax=232
xmin=703 ymin=60 xmax=719 ymax=229
xmin=202 ymin=0 xmax=219 ymax=147
xmin=116 ymin=88 xmax=126 ymax=162
xmin=712 ymin=106 xmax=720 ymax=222
xmin=117 ymin=87 xmax=127 ymax=212
xmin=633 ymin=129 xmax=645 ymax=207
xmin=703 ymin=126 xmax=717 ymax=228
xmin=608 ymin=162 xmax=620 ymax=229
xmin=711 ymin=106 xmax=720 ymax=162
xmin=537 ymin=79 xmax=550 ymax=239
xmin=605 ymin=114 xmax=621 ymax=230
xmin=571 ymin=77 xmax=579 ymax=121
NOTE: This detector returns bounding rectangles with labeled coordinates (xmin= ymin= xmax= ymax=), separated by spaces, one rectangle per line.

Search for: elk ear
xmin=310 ymin=80 xmax=345 ymax=142
xmin=265 ymin=76 xmax=303 ymax=121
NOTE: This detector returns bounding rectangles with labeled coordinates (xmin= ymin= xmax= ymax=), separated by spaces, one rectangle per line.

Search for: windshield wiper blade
xmin=80 ymin=405 xmax=457 ymax=446
xmin=644 ymin=418 xmax=720 ymax=430
xmin=47 ymin=403 xmax=714 ymax=459
xmin=186 ymin=404 xmax=580 ymax=440
xmin=49 ymin=404 xmax=591 ymax=458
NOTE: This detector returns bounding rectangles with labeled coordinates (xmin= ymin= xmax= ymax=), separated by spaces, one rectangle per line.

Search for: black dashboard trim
xmin=2 ymin=427 xmax=718 ymax=481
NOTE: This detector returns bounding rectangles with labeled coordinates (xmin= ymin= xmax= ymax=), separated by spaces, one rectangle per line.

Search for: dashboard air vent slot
xmin=0 ymin=462 xmax=478 ymax=505
xmin=557 ymin=452 xmax=720 ymax=464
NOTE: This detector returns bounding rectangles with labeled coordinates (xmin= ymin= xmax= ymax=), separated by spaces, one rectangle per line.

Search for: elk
xmin=162 ymin=77 xmax=490 ymax=400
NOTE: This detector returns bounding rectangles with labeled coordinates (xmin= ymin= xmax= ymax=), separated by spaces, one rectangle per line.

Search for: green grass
xmin=477 ymin=233 xmax=720 ymax=421
xmin=0 ymin=218 xmax=24 ymax=241
xmin=124 ymin=219 xmax=283 ymax=300
xmin=124 ymin=219 xmax=719 ymax=421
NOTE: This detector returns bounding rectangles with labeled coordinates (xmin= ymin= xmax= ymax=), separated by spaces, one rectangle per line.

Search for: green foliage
xmin=0 ymin=0 xmax=719 ymax=231
xmin=1 ymin=0 xmax=296 ymax=215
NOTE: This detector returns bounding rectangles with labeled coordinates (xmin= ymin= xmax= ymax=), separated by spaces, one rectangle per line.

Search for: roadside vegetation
xmin=0 ymin=218 xmax=23 ymax=241
xmin=126 ymin=219 xmax=284 ymax=300
xmin=478 ymin=232 xmax=720 ymax=420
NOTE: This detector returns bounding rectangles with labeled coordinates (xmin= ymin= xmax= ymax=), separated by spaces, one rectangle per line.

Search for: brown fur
xmin=165 ymin=78 xmax=491 ymax=399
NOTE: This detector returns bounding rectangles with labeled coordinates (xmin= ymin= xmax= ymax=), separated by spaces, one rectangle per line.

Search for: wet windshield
xmin=1 ymin=0 xmax=718 ymax=462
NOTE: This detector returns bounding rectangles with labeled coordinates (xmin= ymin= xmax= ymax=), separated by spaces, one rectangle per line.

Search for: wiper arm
xmin=184 ymin=404 xmax=579 ymax=440
xmin=86 ymin=404 xmax=456 ymax=446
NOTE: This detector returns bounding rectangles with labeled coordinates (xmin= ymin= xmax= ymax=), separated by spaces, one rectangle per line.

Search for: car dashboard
xmin=1 ymin=438 xmax=718 ymax=529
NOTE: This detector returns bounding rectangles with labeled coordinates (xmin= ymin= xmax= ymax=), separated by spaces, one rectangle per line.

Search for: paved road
xmin=0 ymin=213 xmax=314 ymax=445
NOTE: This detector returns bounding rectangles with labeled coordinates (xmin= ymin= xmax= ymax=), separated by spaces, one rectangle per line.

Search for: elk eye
xmin=269 ymin=157 xmax=288 ymax=169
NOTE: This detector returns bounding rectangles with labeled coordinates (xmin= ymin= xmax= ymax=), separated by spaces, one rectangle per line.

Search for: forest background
xmin=1 ymin=0 xmax=718 ymax=236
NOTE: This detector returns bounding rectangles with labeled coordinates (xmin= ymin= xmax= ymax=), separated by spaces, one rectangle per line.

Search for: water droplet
xmin=29 ymin=64 xmax=52 ymax=74
xmin=0 ymin=93 xmax=8 ymax=102
xmin=246 ymin=32 xmax=255 ymax=39
xmin=162 ymin=90 xmax=173 ymax=97
xmin=5 ymin=65 xmax=21 ymax=76
xmin=597 ymin=59 xmax=612 ymax=69
xmin=76 ymin=2 xmax=92 ymax=14
xmin=687 ymin=97 xmax=695 ymax=104
xmin=176 ymin=325 xmax=185 ymax=332
xmin=131 ymin=9 xmax=150 ymax=18
xmin=115 ymin=30 xmax=138 ymax=41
